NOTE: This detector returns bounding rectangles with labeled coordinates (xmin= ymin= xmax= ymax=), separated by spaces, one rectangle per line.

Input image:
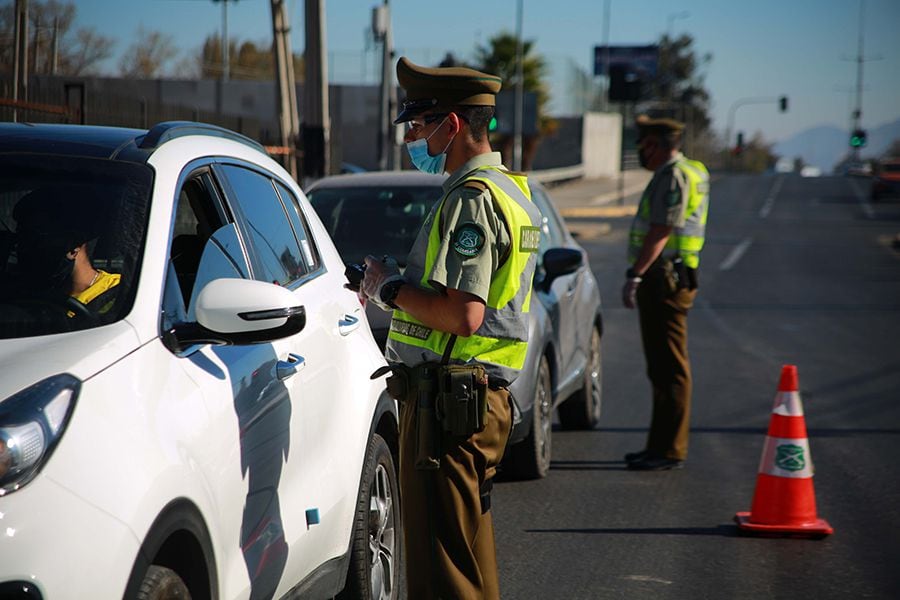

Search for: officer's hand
xmin=622 ymin=277 xmax=641 ymax=309
xmin=362 ymin=255 xmax=405 ymax=311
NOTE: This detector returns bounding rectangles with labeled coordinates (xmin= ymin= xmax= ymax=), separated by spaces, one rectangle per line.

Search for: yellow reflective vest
xmin=629 ymin=156 xmax=710 ymax=269
xmin=385 ymin=166 xmax=542 ymax=385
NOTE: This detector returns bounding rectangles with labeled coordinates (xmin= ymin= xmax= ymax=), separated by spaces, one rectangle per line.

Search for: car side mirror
xmin=540 ymin=247 xmax=583 ymax=291
xmin=164 ymin=278 xmax=306 ymax=352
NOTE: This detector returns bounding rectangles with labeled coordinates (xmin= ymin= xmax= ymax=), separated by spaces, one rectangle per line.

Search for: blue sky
xmin=76 ymin=0 xmax=900 ymax=144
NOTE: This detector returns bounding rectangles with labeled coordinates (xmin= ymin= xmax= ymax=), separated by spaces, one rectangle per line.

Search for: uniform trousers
xmin=399 ymin=385 xmax=512 ymax=600
xmin=636 ymin=273 xmax=698 ymax=461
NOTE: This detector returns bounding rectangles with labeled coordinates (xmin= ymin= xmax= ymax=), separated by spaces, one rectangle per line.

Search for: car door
xmin=213 ymin=162 xmax=366 ymax=588
xmin=531 ymin=185 xmax=580 ymax=374
xmin=162 ymin=164 xmax=296 ymax=599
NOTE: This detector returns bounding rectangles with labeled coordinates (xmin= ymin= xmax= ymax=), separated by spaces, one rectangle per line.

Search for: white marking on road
xmin=759 ymin=176 xmax=785 ymax=219
xmin=719 ymin=237 xmax=753 ymax=271
xmin=624 ymin=575 xmax=673 ymax=585
xmin=849 ymin=178 xmax=875 ymax=219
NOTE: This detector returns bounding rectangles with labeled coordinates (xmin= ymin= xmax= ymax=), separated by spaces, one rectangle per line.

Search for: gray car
xmin=307 ymin=171 xmax=603 ymax=479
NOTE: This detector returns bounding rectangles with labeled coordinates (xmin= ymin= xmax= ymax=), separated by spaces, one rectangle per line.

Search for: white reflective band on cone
xmin=758 ymin=437 xmax=815 ymax=478
xmin=771 ymin=390 xmax=804 ymax=417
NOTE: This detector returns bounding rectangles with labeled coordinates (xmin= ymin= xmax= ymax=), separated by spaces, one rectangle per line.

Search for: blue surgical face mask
xmin=406 ymin=117 xmax=453 ymax=174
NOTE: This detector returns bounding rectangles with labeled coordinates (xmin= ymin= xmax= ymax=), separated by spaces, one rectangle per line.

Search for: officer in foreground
xmin=622 ymin=115 xmax=710 ymax=471
xmin=360 ymin=56 xmax=542 ymax=599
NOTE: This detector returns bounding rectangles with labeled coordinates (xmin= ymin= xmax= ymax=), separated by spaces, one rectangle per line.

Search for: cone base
xmin=735 ymin=512 xmax=833 ymax=538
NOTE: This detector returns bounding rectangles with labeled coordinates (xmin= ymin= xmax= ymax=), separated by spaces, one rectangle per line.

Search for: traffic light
xmin=779 ymin=96 xmax=788 ymax=112
xmin=733 ymin=131 xmax=745 ymax=155
xmin=850 ymin=129 xmax=867 ymax=148
xmin=488 ymin=116 xmax=498 ymax=132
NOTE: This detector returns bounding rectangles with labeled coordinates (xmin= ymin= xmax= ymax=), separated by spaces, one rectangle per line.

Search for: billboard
xmin=593 ymin=45 xmax=659 ymax=78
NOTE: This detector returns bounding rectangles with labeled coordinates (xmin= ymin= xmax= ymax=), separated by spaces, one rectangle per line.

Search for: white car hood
xmin=0 ymin=320 xmax=142 ymax=400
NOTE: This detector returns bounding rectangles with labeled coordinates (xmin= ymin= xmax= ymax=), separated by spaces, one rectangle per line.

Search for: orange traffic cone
xmin=735 ymin=365 xmax=833 ymax=537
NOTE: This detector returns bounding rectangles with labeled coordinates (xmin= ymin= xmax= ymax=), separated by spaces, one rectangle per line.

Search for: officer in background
xmin=621 ymin=115 xmax=710 ymax=471
xmin=361 ymin=56 xmax=542 ymax=599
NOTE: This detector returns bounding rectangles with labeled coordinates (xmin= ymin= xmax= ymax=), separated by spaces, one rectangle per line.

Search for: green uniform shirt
xmin=644 ymin=152 xmax=689 ymax=227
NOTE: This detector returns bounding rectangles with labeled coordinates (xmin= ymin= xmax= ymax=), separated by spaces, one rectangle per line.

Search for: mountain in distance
xmin=772 ymin=117 xmax=900 ymax=173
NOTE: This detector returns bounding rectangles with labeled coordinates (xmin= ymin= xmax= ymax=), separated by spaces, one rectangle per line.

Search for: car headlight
xmin=0 ymin=373 xmax=79 ymax=496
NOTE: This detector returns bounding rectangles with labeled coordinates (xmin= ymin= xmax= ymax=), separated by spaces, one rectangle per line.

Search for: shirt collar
xmin=657 ymin=151 xmax=684 ymax=173
xmin=443 ymin=152 xmax=504 ymax=193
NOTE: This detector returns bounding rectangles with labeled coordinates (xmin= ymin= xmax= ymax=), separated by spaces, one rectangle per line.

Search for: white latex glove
xmin=362 ymin=255 xmax=405 ymax=312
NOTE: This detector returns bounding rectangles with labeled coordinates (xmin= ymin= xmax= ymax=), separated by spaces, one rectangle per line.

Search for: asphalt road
xmin=492 ymin=173 xmax=900 ymax=599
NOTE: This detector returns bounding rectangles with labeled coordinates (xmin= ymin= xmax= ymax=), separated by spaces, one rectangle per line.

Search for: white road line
xmin=719 ymin=237 xmax=753 ymax=271
xmin=759 ymin=176 xmax=785 ymax=219
xmin=849 ymin=178 xmax=875 ymax=219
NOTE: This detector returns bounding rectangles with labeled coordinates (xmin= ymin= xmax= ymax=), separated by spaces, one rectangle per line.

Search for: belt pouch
xmin=438 ymin=365 xmax=488 ymax=437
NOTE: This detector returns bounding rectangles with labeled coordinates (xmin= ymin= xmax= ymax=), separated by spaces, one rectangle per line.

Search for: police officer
xmin=622 ymin=115 xmax=710 ymax=471
xmin=361 ymin=56 xmax=542 ymax=599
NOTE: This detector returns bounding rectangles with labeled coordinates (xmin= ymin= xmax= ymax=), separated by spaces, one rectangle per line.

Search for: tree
xmin=196 ymin=34 xmax=303 ymax=81
xmin=119 ymin=27 xmax=177 ymax=78
xmin=472 ymin=32 xmax=554 ymax=169
xmin=0 ymin=0 xmax=114 ymax=76
xmin=647 ymin=33 xmax=713 ymax=136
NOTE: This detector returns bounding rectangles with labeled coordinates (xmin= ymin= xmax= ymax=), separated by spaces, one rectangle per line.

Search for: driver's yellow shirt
xmin=69 ymin=270 xmax=121 ymax=316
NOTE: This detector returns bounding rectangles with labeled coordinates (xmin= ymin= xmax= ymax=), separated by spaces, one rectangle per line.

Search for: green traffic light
xmin=489 ymin=116 xmax=498 ymax=132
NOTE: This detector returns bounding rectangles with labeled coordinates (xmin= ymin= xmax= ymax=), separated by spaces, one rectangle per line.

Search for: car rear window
xmin=0 ymin=154 xmax=153 ymax=339
xmin=307 ymin=185 xmax=440 ymax=266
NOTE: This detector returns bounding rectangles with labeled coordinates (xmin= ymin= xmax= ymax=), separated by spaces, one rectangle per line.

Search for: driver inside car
xmin=13 ymin=186 xmax=121 ymax=319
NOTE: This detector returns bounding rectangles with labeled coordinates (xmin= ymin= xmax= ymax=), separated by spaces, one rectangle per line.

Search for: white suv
xmin=0 ymin=122 xmax=400 ymax=600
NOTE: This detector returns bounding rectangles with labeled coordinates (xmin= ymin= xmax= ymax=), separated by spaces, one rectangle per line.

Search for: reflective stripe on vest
xmin=387 ymin=166 xmax=542 ymax=383
xmin=629 ymin=157 xmax=709 ymax=268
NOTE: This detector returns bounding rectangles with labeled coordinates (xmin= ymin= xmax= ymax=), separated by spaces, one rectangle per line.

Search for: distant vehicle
xmin=800 ymin=165 xmax=822 ymax=178
xmin=844 ymin=161 xmax=872 ymax=177
xmin=774 ymin=157 xmax=794 ymax=173
xmin=0 ymin=122 xmax=400 ymax=600
xmin=871 ymin=159 xmax=900 ymax=201
xmin=306 ymin=171 xmax=604 ymax=479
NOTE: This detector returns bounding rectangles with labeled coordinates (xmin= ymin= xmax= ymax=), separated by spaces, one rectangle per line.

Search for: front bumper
xmin=0 ymin=476 xmax=139 ymax=599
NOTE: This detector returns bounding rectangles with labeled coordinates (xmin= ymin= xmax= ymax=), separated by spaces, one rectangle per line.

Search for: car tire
xmin=339 ymin=433 xmax=401 ymax=600
xmin=137 ymin=566 xmax=191 ymax=600
xmin=506 ymin=355 xmax=553 ymax=479
xmin=558 ymin=325 xmax=602 ymax=430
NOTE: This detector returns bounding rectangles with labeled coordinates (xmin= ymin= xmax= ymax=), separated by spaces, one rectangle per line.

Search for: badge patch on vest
xmin=519 ymin=225 xmax=540 ymax=253
xmin=453 ymin=223 xmax=485 ymax=258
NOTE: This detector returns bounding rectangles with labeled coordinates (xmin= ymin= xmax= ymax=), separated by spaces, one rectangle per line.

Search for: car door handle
xmin=338 ymin=314 xmax=361 ymax=336
xmin=276 ymin=353 xmax=305 ymax=380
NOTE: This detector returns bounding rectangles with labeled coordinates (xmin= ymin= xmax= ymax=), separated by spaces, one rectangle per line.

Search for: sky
xmin=74 ymin=0 xmax=900 ymax=145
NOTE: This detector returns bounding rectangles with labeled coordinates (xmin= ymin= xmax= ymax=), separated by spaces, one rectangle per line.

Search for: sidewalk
xmin=544 ymin=169 xmax=651 ymax=216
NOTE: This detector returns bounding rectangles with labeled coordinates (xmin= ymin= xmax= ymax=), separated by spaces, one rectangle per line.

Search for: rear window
xmin=307 ymin=185 xmax=441 ymax=266
xmin=0 ymin=155 xmax=153 ymax=339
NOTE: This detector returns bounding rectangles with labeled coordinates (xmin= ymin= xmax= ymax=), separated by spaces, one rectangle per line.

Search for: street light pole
xmin=512 ymin=0 xmax=524 ymax=172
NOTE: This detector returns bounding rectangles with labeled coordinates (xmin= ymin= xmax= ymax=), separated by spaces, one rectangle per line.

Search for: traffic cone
xmin=734 ymin=365 xmax=833 ymax=537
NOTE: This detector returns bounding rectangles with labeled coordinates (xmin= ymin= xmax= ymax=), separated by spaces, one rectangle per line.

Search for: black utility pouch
xmin=437 ymin=364 xmax=488 ymax=438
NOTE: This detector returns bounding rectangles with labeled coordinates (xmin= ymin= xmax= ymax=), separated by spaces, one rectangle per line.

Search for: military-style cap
xmin=635 ymin=114 xmax=685 ymax=136
xmin=394 ymin=56 xmax=502 ymax=124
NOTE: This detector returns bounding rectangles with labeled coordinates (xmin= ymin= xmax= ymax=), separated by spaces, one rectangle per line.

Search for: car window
xmin=274 ymin=181 xmax=321 ymax=274
xmin=162 ymin=170 xmax=251 ymax=330
xmin=307 ymin=185 xmax=440 ymax=266
xmin=530 ymin=185 xmax=566 ymax=254
xmin=0 ymin=154 xmax=152 ymax=339
xmin=219 ymin=164 xmax=308 ymax=285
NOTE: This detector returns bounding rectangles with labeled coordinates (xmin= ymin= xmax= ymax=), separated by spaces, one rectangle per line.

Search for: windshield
xmin=0 ymin=155 xmax=153 ymax=339
xmin=308 ymin=184 xmax=441 ymax=266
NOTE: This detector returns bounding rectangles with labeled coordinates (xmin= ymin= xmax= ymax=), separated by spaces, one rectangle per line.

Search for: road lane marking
xmin=719 ymin=237 xmax=753 ymax=271
xmin=759 ymin=176 xmax=785 ymax=219
xmin=849 ymin=178 xmax=875 ymax=219
xmin=623 ymin=575 xmax=673 ymax=585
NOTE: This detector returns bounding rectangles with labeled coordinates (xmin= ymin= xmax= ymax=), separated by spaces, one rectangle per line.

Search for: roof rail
xmin=138 ymin=121 xmax=266 ymax=153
